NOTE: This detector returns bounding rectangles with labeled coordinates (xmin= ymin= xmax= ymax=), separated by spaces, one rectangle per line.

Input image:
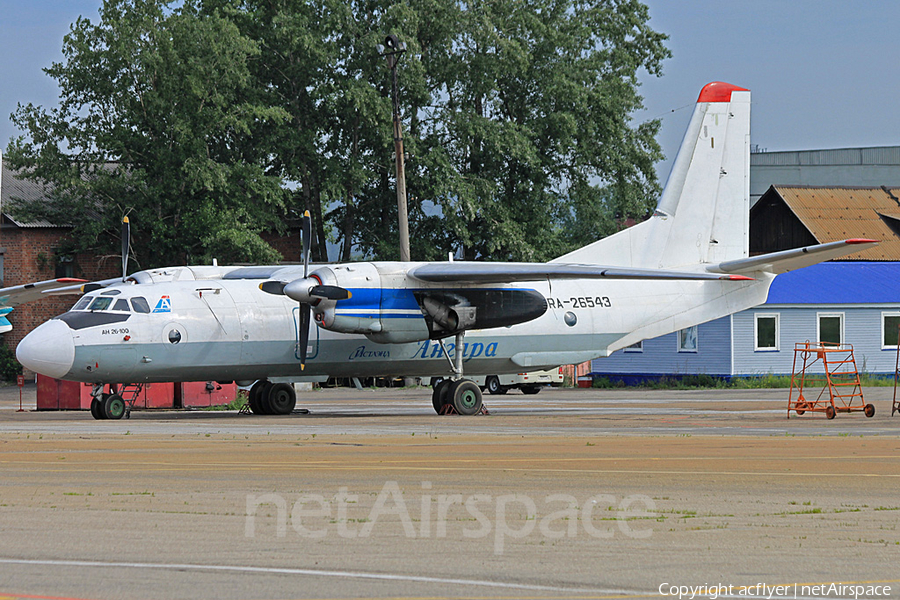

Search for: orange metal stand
xmin=788 ymin=341 xmax=874 ymax=419
xmin=893 ymin=326 xmax=900 ymax=417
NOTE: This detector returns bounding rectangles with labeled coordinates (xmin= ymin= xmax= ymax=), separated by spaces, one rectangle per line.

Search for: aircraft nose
xmin=16 ymin=319 xmax=75 ymax=379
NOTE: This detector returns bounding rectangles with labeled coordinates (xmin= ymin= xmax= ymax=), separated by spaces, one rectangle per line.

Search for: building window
xmin=882 ymin=312 xmax=900 ymax=349
xmin=624 ymin=341 xmax=643 ymax=353
xmin=678 ymin=326 xmax=698 ymax=353
xmin=817 ymin=313 xmax=843 ymax=346
xmin=54 ymin=249 xmax=75 ymax=279
xmin=755 ymin=313 xmax=779 ymax=351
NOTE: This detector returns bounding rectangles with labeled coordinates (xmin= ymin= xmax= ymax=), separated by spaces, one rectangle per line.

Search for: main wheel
xmin=432 ymin=379 xmax=452 ymax=414
xmin=248 ymin=380 xmax=271 ymax=415
xmin=450 ymin=380 xmax=483 ymax=416
xmin=864 ymin=403 xmax=875 ymax=418
xmin=521 ymin=385 xmax=541 ymax=395
xmin=825 ymin=405 xmax=836 ymax=420
xmin=90 ymin=397 xmax=106 ymax=420
xmin=486 ymin=376 xmax=504 ymax=395
xmin=102 ymin=393 xmax=126 ymax=420
xmin=267 ymin=382 xmax=297 ymax=415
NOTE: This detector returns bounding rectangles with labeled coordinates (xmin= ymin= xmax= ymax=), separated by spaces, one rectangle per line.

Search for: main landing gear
xmin=247 ymin=380 xmax=297 ymax=415
xmin=430 ymin=331 xmax=484 ymax=416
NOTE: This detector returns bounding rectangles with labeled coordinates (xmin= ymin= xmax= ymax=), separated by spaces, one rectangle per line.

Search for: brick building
xmin=0 ymin=162 xmax=302 ymax=356
xmin=1 ymin=163 xmax=120 ymax=351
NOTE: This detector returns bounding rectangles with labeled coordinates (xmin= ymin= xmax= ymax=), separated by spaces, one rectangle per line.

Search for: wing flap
xmin=410 ymin=262 xmax=752 ymax=283
xmin=710 ymin=239 xmax=878 ymax=275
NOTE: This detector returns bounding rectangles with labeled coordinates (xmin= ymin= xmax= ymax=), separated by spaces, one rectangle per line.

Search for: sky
xmin=2 ymin=0 xmax=900 ymax=183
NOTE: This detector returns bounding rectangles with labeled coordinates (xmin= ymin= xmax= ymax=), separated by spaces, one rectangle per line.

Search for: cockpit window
xmin=88 ymin=297 xmax=113 ymax=311
xmin=72 ymin=296 xmax=93 ymax=311
xmin=101 ymin=289 xmax=122 ymax=296
xmin=112 ymin=299 xmax=131 ymax=312
xmin=131 ymin=297 xmax=151 ymax=314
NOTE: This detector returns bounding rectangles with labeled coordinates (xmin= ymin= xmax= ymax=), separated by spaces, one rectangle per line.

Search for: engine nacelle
xmin=308 ymin=263 xmax=548 ymax=344
xmin=309 ymin=263 xmax=431 ymax=344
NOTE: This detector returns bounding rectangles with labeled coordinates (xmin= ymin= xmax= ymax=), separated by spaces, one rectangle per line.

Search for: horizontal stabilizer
xmin=710 ymin=239 xmax=878 ymax=275
xmin=411 ymin=262 xmax=752 ymax=283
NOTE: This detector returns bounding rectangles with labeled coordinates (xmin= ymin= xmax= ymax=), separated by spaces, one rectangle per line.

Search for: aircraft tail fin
xmin=553 ymin=82 xmax=751 ymax=269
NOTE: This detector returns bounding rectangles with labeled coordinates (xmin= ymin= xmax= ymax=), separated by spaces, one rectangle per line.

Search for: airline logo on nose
xmin=152 ymin=296 xmax=172 ymax=313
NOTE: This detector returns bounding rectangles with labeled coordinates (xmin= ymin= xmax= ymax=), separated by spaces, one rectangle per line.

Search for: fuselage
xmin=16 ymin=262 xmax=770 ymax=385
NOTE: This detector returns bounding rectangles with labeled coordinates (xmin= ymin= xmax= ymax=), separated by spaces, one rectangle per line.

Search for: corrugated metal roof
xmin=0 ymin=163 xmax=69 ymax=227
xmin=766 ymin=261 xmax=900 ymax=304
xmin=751 ymin=146 xmax=900 ymax=167
xmin=771 ymin=186 xmax=900 ymax=260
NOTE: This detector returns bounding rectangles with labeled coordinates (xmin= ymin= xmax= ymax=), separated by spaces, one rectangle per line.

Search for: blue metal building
xmin=591 ymin=262 xmax=900 ymax=381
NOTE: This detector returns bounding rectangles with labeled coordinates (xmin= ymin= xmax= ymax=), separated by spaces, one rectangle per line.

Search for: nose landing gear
xmin=89 ymin=383 xmax=141 ymax=420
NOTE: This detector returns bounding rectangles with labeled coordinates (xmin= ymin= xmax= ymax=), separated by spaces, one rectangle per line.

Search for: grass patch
xmin=590 ymin=372 xmax=896 ymax=390
xmin=201 ymin=393 xmax=248 ymax=411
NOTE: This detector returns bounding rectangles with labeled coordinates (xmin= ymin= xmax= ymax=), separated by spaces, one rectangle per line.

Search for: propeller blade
xmin=259 ymin=281 xmax=287 ymax=295
xmin=310 ymin=285 xmax=351 ymax=301
xmin=121 ymin=216 xmax=130 ymax=281
xmin=298 ymin=303 xmax=310 ymax=371
xmin=301 ymin=210 xmax=311 ymax=278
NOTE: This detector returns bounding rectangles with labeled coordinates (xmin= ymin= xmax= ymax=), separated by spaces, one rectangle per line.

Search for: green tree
xmin=5 ymin=0 xmax=289 ymax=268
xmin=415 ymin=0 xmax=670 ymax=261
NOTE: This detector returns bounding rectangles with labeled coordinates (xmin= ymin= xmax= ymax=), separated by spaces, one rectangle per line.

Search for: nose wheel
xmin=89 ymin=384 xmax=140 ymax=420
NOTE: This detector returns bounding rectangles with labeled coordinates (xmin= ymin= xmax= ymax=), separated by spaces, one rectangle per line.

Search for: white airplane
xmin=12 ymin=82 xmax=875 ymax=419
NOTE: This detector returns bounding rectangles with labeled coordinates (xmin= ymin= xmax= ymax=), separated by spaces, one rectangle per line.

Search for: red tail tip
xmin=727 ymin=275 xmax=755 ymax=281
xmin=697 ymin=82 xmax=749 ymax=103
xmin=845 ymin=238 xmax=878 ymax=244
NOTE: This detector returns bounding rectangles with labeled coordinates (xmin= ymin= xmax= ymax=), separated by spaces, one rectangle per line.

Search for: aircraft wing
xmin=710 ymin=239 xmax=878 ymax=275
xmin=41 ymin=277 xmax=124 ymax=296
xmin=410 ymin=263 xmax=752 ymax=283
xmin=0 ymin=278 xmax=88 ymax=308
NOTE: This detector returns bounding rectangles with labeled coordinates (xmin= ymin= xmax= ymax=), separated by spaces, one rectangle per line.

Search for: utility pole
xmin=376 ymin=34 xmax=410 ymax=262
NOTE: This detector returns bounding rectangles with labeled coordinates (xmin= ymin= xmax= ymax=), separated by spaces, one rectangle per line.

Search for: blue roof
xmin=765 ymin=262 xmax=900 ymax=304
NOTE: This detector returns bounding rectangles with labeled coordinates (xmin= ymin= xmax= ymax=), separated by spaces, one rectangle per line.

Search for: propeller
xmin=298 ymin=211 xmax=311 ymax=371
xmin=258 ymin=210 xmax=350 ymax=370
xmin=121 ymin=216 xmax=130 ymax=282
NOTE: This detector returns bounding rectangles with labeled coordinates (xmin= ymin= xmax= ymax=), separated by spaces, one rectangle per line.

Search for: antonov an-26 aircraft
xmin=12 ymin=82 xmax=875 ymax=419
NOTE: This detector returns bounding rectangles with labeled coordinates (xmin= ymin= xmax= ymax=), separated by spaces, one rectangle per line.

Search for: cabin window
xmin=72 ymin=296 xmax=93 ymax=311
xmin=678 ymin=326 xmax=698 ymax=353
xmin=755 ymin=313 xmax=779 ymax=351
xmin=130 ymin=297 xmax=151 ymax=314
xmin=817 ymin=313 xmax=843 ymax=346
xmin=624 ymin=341 xmax=643 ymax=353
xmin=112 ymin=299 xmax=131 ymax=312
xmin=882 ymin=312 xmax=900 ymax=349
xmin=88 ymin=297 xmax=113 ymax=311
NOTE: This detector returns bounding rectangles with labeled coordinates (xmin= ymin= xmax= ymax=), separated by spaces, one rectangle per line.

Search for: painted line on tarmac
xmin=0 ymin=558 xmax=645 ymax=596
xmin=3 ymin=460 xmax=898 ymax=478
